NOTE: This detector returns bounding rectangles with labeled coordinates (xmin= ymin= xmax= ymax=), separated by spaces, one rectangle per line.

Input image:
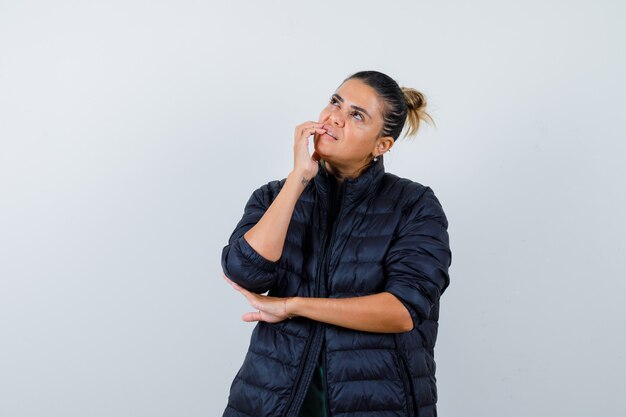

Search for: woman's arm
xmin=240 ymin=121 xmax=326 ymax=262
xmin=222 ymin=273 xmax=412 ymax=333
xmin=243 ymin=169 xmax=310 ymax=262
xmin=287 ymin=292 xmax=413 ymax=333
xmin=221 ymin=122 xmax=326 ymax=293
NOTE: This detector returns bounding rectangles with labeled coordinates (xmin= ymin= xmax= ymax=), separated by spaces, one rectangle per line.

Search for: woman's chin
xmin=313 ymin=145 xmax=330 ymax=160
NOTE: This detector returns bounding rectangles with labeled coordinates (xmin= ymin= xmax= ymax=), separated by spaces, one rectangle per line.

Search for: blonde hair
xmin=401 ymin=86 xmax=436 ymax=139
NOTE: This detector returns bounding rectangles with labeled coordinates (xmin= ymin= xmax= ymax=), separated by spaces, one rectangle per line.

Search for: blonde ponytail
xmin=401 ymin=87 xmax=435 ymax=138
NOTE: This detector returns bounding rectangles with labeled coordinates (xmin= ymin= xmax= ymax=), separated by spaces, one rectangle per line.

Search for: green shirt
xmin=297 ymin=341 xmax=327 ymax=417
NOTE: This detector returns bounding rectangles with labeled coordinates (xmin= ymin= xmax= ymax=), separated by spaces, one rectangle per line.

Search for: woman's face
xmin=313 ymin=78 xmax=392 ymax=170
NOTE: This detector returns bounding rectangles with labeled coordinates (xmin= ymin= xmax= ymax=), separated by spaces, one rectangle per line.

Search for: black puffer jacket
xmin=221 ymin=156 xmax=452 ymax=417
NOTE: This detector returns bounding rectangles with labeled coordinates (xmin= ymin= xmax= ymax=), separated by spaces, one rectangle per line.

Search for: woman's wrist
xmin=285 ymin=296 xmax=299 ymax=319
xmin=288 ymin=169 xmax=314 ymax=189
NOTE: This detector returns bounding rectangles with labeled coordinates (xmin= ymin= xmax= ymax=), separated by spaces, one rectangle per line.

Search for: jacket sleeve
xmin=221 ymin=183 xmax=281 ymax=294
xmin=384 ymin=186 xmax=452 ymax=329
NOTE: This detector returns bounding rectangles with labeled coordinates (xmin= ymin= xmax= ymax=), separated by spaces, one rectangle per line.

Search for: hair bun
xmin=400 ymin=86 xmax=435 ymax=136
xmin=401 ymin=86 xmax=425 ymax=110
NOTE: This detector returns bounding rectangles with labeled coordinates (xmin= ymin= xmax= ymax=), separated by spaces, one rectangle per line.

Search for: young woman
xmin=221 ymin=70 xmax=452 ymax=417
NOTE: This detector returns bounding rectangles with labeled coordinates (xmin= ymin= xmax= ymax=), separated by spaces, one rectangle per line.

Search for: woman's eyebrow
xmin=332 ymin=93 xmax=372 ymax=119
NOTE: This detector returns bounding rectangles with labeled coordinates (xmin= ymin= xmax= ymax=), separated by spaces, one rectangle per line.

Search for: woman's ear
xmin=378 ymin=136 xmax=394 ymax=153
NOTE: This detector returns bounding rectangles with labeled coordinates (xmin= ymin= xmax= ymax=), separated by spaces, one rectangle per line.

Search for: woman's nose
xmin=329 ymin=113 xmax=344 ymax=127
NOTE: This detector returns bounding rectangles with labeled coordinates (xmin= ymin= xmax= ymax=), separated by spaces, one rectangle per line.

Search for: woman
xmin=221 ymin=70 xmax=452 ymax=417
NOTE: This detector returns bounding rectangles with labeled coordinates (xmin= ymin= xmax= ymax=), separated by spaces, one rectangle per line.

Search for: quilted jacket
xmin=221 ymin=155 xmax=452 ymax=417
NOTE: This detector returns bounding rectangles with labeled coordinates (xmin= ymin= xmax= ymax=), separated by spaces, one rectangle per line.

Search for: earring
xmin=373 ymin=155 xmax=378 ymax=162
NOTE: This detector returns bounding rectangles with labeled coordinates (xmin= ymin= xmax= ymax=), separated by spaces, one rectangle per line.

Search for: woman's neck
xmin=324 ymin=159 xmax=371 ymax=184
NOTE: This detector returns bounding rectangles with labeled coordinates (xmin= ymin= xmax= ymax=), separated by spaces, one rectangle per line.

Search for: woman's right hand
xmin=293 ymin=121 xmax=326 ymax=180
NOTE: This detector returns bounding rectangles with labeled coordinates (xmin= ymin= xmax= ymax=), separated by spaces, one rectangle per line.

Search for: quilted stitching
xmin=222 ymin=158 xmax=451 ymax=417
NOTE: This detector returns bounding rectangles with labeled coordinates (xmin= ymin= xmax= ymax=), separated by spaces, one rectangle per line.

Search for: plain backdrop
xmin=1 ymin=1 xmax=624 ymax=416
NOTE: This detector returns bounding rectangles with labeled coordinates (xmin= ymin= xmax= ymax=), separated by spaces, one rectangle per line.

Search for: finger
xmin=237 ymin=288 xmax=259 ymax=308
xmin=242 ymin=311 xmax=263 ymax=322
xmin=235 ymin=282 xmax=251 ymax=295
xmin=222 ymin=273 xmax=239 ymax=288
xmin=303 ymin=128 xmax=326 ymax=138
xmin=299 ymin=122 xmax=323 ymax=129
xmin=299 ymin=123 xmax=324 ymax=132
xmin=222 ymin=272 xmax=235 ymax=286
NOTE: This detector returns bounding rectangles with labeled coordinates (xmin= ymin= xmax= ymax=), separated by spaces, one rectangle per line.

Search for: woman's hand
xmin=222 ymin=273 xmax=294 ymax=323
xmin=293 ymin=121 xmax=326 ymax=181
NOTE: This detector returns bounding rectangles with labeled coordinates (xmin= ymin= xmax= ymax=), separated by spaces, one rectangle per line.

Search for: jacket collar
xmin=313 ymin=155 xmax=386 ymax=211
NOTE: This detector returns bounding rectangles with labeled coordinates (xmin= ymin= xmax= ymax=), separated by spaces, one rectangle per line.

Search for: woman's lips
xmin=322 ymin=125 xmax=338 ymax=140
xmin=322 ymin=132 xmax=338 ymax=141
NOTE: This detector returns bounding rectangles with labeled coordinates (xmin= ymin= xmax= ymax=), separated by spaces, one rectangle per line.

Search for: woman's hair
xmin=342 ymin=70 xmax=435 ymax=141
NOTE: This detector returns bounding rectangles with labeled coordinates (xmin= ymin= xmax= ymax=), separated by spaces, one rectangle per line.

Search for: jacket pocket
xmin=396 ymin=352 xmax=416 ymax=417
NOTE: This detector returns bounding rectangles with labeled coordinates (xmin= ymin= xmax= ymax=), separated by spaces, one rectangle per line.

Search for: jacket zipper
xmin=280 ymin=221 xmax=334 ymax=417
xmin=283 ymin=174 xmax=344 ymax=417
xmin=319 ymin=227 xmax=335 ymax=417
xmin=322 ymin=183 xmax=345 ymax=417
xmin=397 ymin=352 xmax=416 ymax=417
xmin=280 ymin=223 xmax=328 ymax=417
xmin=280 ymin=324 xmax=317 ymax=417
xmin=323 ymin=179 xmax=345 ymax=289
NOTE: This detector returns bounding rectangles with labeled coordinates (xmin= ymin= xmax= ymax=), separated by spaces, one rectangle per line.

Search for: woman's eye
xmin=328 ymin=97 xmax=363 ymax=121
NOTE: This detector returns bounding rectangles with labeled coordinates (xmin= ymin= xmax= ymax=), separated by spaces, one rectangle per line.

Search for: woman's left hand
xmin=222 ymin=273 xmax=293 ymax=323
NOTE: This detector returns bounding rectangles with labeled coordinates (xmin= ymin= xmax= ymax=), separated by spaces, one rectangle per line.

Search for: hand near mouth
xmin=293 ymin=121 xmax=326 ymax=181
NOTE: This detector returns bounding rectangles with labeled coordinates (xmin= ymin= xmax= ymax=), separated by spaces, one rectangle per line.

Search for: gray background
xmin=1 ymin=1 xmax=624 ymax=416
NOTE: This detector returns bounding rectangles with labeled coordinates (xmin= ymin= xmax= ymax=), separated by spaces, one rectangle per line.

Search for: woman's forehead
xmin=334 ymin=79 xmax=383 ymax=119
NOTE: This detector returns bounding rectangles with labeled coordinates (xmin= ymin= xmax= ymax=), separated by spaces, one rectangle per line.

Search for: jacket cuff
xmin=385 ymin=288 xmax=421 ymax=331
xmin=237 ymin=235 xmax=279 ymax=272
